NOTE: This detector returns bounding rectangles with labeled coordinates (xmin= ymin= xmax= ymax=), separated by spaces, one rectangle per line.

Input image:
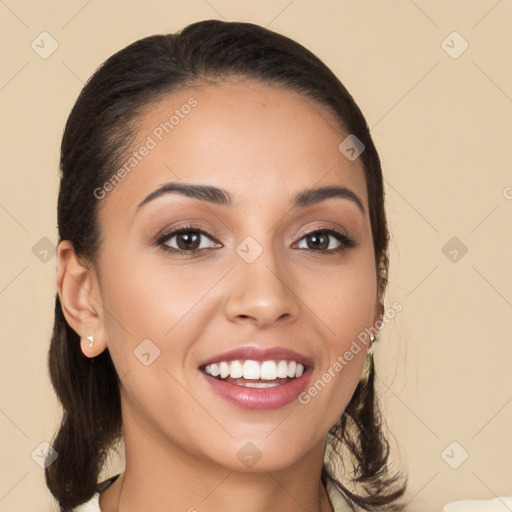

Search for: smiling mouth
xmin=200 ymin=359 xmax=308 ymax=388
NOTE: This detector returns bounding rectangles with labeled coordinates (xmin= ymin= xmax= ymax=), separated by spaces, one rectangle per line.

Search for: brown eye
xmin=157 ymin=226 xmax=221 ymax=254
xmin=174 ymin=232 xmax=201 ymax=250
xmin=294 ymin=228 xmax=356 ymax=253
xmin=304 ymin=233 xmax=331 ymax=250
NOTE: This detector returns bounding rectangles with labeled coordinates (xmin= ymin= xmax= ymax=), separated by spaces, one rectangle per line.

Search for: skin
xmin=58 ymin=80 xmax=382 ymax=512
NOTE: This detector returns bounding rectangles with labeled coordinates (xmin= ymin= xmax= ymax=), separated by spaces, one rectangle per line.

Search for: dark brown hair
xmin=46 ymin=19 xmax=407 ymax=511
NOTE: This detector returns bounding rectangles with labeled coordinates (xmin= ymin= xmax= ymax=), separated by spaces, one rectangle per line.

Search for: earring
xmin=86 ymin=335 xmax=94 ymax=347
xmin=359 ymin=334 xmax=377 ymax=385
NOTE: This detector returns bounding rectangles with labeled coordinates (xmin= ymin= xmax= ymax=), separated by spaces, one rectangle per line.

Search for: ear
xmin=56 ymin=241 xmax=107 ymax=358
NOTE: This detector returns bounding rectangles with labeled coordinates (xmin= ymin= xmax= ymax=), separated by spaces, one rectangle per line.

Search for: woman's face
xmin=92 ymin=80 xmax=381 ymax=471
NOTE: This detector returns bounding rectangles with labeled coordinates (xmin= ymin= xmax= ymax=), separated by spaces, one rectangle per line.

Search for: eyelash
xmin=155 ymin=224 xmax=356 ymax=255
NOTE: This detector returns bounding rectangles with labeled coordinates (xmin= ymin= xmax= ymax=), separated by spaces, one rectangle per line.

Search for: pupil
xmin=308 ymin=233 xmax=328 ymax=250
xmin=177 ymin=232 xmax=200 ymax=250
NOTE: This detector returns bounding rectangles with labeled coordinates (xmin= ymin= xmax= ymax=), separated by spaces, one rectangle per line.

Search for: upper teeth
xmin=204 ymin=360 xmax=305 ymax=380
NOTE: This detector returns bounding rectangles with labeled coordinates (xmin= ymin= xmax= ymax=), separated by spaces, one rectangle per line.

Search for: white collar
xmin=325 ymin=478 xmax=354 ymax=511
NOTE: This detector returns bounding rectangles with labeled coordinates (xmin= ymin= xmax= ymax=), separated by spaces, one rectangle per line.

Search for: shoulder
xmin=325 ymin=478 xmax=355 ymax=512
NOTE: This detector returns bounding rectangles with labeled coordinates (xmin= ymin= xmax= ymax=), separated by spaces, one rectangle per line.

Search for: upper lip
xmin=198 ymin=346 xmax=314 ymax=368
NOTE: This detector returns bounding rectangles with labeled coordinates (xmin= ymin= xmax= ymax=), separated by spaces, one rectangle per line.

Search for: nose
xmin=224 ymin=246 xmax=300 ymax=327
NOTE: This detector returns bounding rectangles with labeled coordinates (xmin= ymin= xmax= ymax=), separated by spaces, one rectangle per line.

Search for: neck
xmin=99 ymin=404 xmax=333 ymax=512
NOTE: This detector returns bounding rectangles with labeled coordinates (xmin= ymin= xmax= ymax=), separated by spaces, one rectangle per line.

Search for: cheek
xmin=100 ymin=249 xmax=198 ymax=331
xmin=96 ymin=257 xmax=217 ymax=439
xmin=297 ymin=257 xmax=376 ymax=422
xmin=306 ymin=256 xmax=378 ymax=341
xmin=96 ymin=252 xmax=170 ymax=368
xmin=97 ymin=250 xmax=224 ymax=376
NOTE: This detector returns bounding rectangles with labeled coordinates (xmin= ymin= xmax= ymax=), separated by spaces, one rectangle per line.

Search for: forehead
xmin=101 ymin=80 xmax=368 ymax=215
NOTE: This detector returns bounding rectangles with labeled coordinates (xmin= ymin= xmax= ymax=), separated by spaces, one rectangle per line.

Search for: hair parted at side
xmin=47 ymin=19 xmax=407 ymax=511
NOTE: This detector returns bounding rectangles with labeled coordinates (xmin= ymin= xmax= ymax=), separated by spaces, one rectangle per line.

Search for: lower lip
xmin=200 ymin=369 xmax=312 ymax=410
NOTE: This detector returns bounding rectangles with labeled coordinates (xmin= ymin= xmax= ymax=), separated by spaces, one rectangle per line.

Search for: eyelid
xmin=295 ymin=224 xmax=350 ymax=240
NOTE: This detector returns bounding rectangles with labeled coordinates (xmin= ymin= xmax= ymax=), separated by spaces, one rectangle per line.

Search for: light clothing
xmin=443 ymin=496 xmax=512 ymax=511
xmin=325 ymin=478 xmax=355 ymax=511
xmin=73 ymin=474 xmax=354 ymax=511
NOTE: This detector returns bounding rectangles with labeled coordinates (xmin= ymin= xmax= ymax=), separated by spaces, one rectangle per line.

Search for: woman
xmin=46 ymin=19 xmax=407 ymax=512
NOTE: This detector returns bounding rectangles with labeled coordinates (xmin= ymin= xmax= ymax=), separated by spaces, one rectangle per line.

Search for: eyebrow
xmin=137 ymin=182 xmax=365 ymax=215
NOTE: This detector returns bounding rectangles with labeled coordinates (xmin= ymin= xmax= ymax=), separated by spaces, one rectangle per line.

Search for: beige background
xmin=1 ymin=1 xmax=511 ymax=511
